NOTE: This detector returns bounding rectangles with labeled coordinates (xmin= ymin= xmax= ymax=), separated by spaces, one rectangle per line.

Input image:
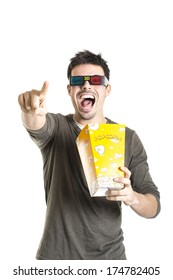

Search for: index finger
xmin=119 ymin=166 xmax=131 ymax=179
xmin=40 ymin=81 xmax=49 ymax=97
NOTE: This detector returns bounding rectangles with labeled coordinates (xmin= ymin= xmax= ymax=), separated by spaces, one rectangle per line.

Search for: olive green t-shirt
xmin=27 ymin=113 xmax=160 ymax=260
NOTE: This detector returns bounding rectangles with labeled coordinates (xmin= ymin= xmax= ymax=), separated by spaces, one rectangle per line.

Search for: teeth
xmin=81 ymin=95 xmax=95 ymax=100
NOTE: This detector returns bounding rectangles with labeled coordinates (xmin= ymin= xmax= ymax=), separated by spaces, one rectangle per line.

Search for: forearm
xmin=130 ymin=192 xmax=158 ymax=218
xmin=22 ymin=112 xmax=46 ymax=130
xmin=106 ymin=167 xmax=159 ymax=219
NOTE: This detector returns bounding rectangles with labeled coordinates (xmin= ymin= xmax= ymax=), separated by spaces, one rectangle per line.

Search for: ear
xmin=67 ymin=84 xmax=71 ymax=96
xmin=106 ymin=84 xmax=111 ymax=97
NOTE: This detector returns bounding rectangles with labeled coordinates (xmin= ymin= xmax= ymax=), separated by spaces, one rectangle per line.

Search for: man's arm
xmin=106 ymin=167 xmax=159 ymax=218
xmin=18 ymin=81 xmax=49 ymax=130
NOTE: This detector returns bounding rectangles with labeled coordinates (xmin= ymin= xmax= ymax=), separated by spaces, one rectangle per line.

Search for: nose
xmin=82 ymin=81 xmax=92 ymax=90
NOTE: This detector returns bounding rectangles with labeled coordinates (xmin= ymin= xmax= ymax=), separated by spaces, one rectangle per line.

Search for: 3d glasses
xmin=69 ymin=75 xmax=109 ymax=86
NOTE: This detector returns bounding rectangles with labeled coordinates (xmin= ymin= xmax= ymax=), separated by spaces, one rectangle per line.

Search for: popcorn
xmin=76 ymin=124 xmax=126 ymax=197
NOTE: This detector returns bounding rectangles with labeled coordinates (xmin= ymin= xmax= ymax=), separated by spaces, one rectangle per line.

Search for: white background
xmin=0 ymin=0 xmax=172 ymax=279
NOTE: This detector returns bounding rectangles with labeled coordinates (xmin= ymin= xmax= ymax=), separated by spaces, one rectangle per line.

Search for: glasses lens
xmin=70 ymin=76 xmax=83 ymax=86
xmin=90 ymin=76 xmax=104 ymax=85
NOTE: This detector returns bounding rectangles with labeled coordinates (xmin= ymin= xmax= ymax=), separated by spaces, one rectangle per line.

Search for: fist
xmin=18 ymin=81 xmax=49 ymax=115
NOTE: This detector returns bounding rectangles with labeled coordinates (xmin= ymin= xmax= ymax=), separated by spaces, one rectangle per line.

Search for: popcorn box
xmin=76 ymin=123 xmax=126 ymax=197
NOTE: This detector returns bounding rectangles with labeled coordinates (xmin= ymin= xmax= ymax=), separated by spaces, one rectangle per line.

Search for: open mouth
xmin=78 ymin=94 xmax=96 ymax=110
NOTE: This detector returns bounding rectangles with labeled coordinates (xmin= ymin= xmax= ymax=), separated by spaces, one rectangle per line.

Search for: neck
xmin=73 ymin=114 xmax=107 ymax=126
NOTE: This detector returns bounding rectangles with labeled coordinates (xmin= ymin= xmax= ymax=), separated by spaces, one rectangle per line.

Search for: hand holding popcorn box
xmin=76 ymin=123 xmax=126 ymax=197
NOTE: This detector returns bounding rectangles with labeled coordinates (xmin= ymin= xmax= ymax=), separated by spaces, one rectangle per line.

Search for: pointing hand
xmin=18 ymin=81 xmax=49 ymax=115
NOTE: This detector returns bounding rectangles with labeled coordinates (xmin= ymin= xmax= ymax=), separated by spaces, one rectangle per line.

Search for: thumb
xmin=40 ymin=81 xmax=49 ymax=97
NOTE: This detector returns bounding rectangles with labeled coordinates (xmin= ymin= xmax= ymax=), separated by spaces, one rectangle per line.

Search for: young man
xmin=18 ymin=50 xmax=160 ymax=260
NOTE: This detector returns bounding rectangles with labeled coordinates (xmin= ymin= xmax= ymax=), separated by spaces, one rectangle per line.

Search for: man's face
xmin=67 ymin=64 xmax=111 ymax=123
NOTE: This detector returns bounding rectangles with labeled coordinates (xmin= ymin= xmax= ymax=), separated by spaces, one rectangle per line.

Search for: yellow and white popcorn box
xmin=76 ymin=123 xmax=126 ymax=197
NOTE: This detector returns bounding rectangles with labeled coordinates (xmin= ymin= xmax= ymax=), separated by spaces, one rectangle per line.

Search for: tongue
xmin=81 ymin=99 xmax=92 ymax=107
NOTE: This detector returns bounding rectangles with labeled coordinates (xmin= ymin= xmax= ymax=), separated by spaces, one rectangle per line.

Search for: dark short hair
xmin=67 ymin=50 xmax=110 ymax=80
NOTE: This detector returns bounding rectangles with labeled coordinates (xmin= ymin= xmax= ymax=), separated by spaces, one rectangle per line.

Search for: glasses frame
xmin=69 ymin=75 xmax=109 ymax=86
